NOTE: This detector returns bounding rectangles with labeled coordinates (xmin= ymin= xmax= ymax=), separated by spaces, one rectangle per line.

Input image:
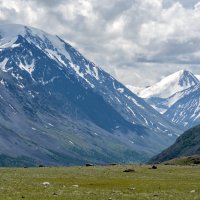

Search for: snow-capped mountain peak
xmin=126 ymin=70 xmax=199 ymax=114
xmin=178 ymin=70 xmax=199 ymax=87
xmin=0 ymin=24 xmax=100 ymax=84
xmin=139 ymin=70 xmax=199 ymax=99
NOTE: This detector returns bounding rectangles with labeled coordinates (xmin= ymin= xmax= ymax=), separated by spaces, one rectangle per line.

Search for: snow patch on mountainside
xmin=0 ymin=58 xmax=8 ymax=71
xmin=0 ymin=38 xmax=18 ymax=49
xmin=19 ymin=60 xmax=35 ymax=74
xmin=69 ymin=62 xmax=95 ymax=88
xmin=195 ymin=75 xmax=200 ymax=81
xmin=0 ymin=79 xmax=6 ymax=86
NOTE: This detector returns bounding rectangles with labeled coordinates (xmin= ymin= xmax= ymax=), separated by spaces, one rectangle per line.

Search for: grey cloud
xmin=92 ymin=0 xmax=134 ymax=21
xmin=164 ymin=0 xmax=199 ymax=8
xmin=0 ymin=0 xmax=200 ymax=86
xmin=136 ymin=38 xmax=200 ymax=64
xmin=24 ymin=0 xmax=67 ymax=7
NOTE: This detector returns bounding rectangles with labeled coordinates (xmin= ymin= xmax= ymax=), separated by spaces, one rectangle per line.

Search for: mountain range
xmin=0 ymin=24 xmax=182 ymax=166
xmin=127 ymin=70 xmax=200 ymax=129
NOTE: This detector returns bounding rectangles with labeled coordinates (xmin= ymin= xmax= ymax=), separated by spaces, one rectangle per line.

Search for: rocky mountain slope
xmin=127 ymin=70 xmax=200 ymax=129
xmin=164 ymin=84 xmax=200 ymax=129
xmin=128 ymin=70 xmax=199 ymax=114
xmin=0 ymin=24 xmax=181 ymax=166
xmin=149 ymin=125 xmax=200 ymax=164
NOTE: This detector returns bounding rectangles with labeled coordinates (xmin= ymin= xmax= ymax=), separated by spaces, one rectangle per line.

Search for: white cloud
xmin=0 ymin=0 xmax=200 ymax=86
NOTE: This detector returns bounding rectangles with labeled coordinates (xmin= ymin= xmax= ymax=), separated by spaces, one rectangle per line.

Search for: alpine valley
xmin=0 ymin=24 xmax=182 ymax=166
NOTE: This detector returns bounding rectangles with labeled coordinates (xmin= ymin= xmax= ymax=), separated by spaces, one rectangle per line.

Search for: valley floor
xmin=0 ymin=165 xmax=200 ymax=200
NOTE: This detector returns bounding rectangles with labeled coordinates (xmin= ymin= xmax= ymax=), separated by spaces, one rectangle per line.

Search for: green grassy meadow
xmin=162 ymin=155 xmax=200 ymax=166
xmin=0 ymin=165 xmax=200 ymax=200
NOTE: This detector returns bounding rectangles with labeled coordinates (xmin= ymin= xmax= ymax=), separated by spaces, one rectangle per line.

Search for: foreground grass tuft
xmin=0 ymin=165 xmax=200 ymax=199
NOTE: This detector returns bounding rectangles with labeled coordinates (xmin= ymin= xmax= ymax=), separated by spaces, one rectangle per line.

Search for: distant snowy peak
xmin=126 ymin=70 xmax=200 ymax=114
xmin=139 ymin=70 xmax=199 ymax=99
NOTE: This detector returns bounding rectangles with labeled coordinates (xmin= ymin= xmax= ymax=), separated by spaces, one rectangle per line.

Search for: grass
xmin=163 ymin=155 xmax=200 ymax=166
xmin=0 ymin=165 xmax=200 ymax=199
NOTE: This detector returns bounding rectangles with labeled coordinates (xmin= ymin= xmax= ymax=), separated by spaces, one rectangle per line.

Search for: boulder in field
xmin=86 ymin=163 xmax=94 ymax=167
xmin=123 ymin=169 xmax=135 ymax=173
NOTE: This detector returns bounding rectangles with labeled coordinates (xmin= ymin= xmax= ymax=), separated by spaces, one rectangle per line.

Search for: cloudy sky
xmin=0 ymin=0 xmax=200 ymax=86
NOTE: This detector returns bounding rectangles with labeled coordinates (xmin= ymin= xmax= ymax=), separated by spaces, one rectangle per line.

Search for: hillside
xmin=164 ymin=84 xmax=200 ymax=129
xmin=0 ymin=24 xmax=181 ymax=166
xmin=149 ymin=125 xmax=200 ymax=164
xmin=162 ymin=155 xmax=200 ymax=165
